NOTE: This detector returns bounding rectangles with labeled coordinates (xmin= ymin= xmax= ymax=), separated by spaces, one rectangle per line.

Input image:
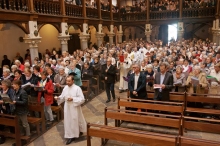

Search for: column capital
xmin=23 ymin=37 xmax=41 ymax=48
xmin=58 ymin=35 xmax=70 ymax=45
xmin=108 ymin=32 xmax=115 ymax=38
xmin=79 ymin=33 xmax=90 ymax=42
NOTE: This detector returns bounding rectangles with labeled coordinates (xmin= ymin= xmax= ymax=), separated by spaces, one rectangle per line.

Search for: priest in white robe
xmin=55 ymin=75 xmax=87 ymax=145
xmin=117 ymin=52 xmax=132 ymax=93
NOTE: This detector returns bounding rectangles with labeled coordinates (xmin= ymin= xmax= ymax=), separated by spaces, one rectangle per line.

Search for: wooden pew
xmin=82 ymin=80 xmax=90 ymax=101
xmin=27 ymin=103 xmax=45 ymax=136
xmin=185 ymin=93 xmax=220 ymax=116
xmin=91 ymin=75 xmax=99 ymax=95
xmin=179 ymin=136 xmax=220 ymax=146
xmin=118 ymin=98 xmax=184 ymax=115
xmin=105 ymin=107 xmax=182 ymax=135
xmin=147 ymin=91 xmax=185 ymax=102
xmin=87 ymin=123 xmax=178 ymax=146
xmin=0 ymin=114 xmax=30 ymax=146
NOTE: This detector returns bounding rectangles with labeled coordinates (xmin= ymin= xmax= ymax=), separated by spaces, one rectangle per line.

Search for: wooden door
xmin=68 ymin=33 xmax=81 ymax=53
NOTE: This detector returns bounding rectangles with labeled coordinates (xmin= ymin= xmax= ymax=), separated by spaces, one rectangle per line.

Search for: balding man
xmin=101 ymin=58 xmax=116 ymax=103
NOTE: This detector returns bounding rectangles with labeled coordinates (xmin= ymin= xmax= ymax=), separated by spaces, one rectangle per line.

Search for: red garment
xmin=19 ymin=64 xmax=25 ymax=72
xmin=37 ymin=79 xmax=54 ymax=106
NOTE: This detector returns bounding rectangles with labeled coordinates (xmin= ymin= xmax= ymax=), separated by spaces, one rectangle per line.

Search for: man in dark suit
xmin=101 ymin=58 xmax=116 ymax=103
xmin=154 ymin=62 xmax=173 ymax=101
xmin=128 ymin=64 xmax=147 ymax=99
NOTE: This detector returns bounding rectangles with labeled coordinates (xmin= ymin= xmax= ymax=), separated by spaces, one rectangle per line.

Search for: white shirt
xmin=134 ymin=73 xmax=140 ymax=90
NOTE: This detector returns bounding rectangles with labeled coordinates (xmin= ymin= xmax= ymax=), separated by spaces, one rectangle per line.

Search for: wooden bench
xmin=105 ymin=107 xmax=182 ymax=135
xmin=185 ymin=93 xmax=220 ymax=116
xmin=51 ymin=105 xmax=63 ymax=121
xmin=0 ymin=114 xmax=30 ymax=146
xmin=27 ymin=103 xmax=45 ymax=136
xmin=82 ymin=80 xmax=90 ymax=101
xmin=87 ymin=123 xmax=178 ymax=146
xmin=179 ymin=136 xmax=220 ymax=146
xmin=91 ymin=75 xmax=99 ymax=95
xmin=147 ymin=91 xmax=185 ymax=102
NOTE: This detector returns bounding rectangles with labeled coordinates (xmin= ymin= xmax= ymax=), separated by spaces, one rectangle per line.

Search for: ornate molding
xmin=23 ymin=37 xmax=41 ymax=48
xmin=79 ymin=34 xmax=90 ymax=42
xmin=58 ymin=35 xmax=70 ymax=44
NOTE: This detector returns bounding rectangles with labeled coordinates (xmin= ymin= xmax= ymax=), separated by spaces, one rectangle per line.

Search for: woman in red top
xmin=15 ymin=60 xmax=25 ymax=72
xmin=36 ymin=71 xmax=54 ymax=124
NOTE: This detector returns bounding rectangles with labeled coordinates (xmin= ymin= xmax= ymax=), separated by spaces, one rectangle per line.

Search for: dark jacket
xmin=154 ymin=72 xmax=173 ymax=101
xmin=14 ymin=88 xmax=29 ymax=115
xmin=128 ymin=73 xmax=147 ymax=99
xmin=22 ymin=74 xmax=40 ymax=97
xmin=2 ymin=58 xmax=11 ymax=67
xmin=0 ymin=88 xmax=15 ymax=114
xmin=101 ymin=64 xmax=116 ymax=83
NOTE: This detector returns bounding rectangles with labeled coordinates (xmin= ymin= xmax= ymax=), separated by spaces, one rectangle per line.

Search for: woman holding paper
xmin=36 ymin=71 xmax=54 ymax=124
xmin=172 ymin=65 xmax=186 ymax=93
xmin=186 ymin=66 xmax=208 ymax=94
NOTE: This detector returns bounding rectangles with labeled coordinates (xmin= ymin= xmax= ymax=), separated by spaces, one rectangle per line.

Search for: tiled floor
xmin=3 ymin=82 xmax=220 ymax=146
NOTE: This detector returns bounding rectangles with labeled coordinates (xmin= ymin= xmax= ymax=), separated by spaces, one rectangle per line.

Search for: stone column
xmin=79 ymin=23 xmax=90 ymax=50
xmin=96 ymin=24 xmax=104 ymax=47
xmin=79 ymin=33 xmax=90 ymax=50
xmin=145 ymin=24 xmax=152 ymax=42
xmin=117 ymin=25 xmax=123 ymax=43
xmin=58 ymin=22 xmax=70 ymax=52
xmin=23 ymin=21 xmax=41 ymax=64
xmin=177 ymin=22 xmax=184 ymax=40
xmin=108 ymin=24 xmax=115 ymax=45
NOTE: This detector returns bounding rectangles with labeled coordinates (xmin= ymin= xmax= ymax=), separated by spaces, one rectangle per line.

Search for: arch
xmin=88 ymin=24 xmax=98 ymax=31
xmin=103 ymin=25 xmax=110 ymax=32
xmin=38 ymin=23 xmax=61 ymax=33
xmin=123 ymin=25 xmax=145 ymax=32
xmin=68 ymin=24 xmax=82 ymax=32
xmin=1 ymin=22 xmax=30 ymax=34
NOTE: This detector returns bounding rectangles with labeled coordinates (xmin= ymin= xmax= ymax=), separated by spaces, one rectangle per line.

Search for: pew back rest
xmin=118 ymin=98 xmax=184 ymax=114
xmin=105 ymin=108 xmax=182 ymax=132
xmin=179 ymin=136 xmax=220 ymax=146
xmin=82 ymin=80 xmax=89 ymax=91
xmin=182 ymin=116 xmax=220 ymax=134
xmin=28 ymin=103 xmax=44 ymax=119
xmin=87 ymin=123 xmax=178 ymax=146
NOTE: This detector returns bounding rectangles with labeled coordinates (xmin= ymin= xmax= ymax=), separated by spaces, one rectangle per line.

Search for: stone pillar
xmin=58 ymin=22 xmax=70 ymax=52
xmin=117 ymin=25 xmax=123 ymax=43
xmin=177 ymin=22 xmax=184 ymax=40
xmin=145 ymin=24 xmax=152 ymax=42
xmin=108 ymin=24 xmax=115 ymax=45
xmin=212 ymin=19 xmax=220 ymax=45
xmin=96 ymin=24 xmax=104 ymax=47
xmin=23 ymin=21 xmax=41 ymax=64
xmin=79 ymin=23 xmax=90 ymax=50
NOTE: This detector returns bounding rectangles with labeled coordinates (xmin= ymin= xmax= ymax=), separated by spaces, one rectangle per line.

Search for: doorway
xmin=68 ymin=33 xmax=81 ymax=53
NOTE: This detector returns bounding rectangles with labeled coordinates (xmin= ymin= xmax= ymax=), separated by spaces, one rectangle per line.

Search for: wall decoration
xmin=34 ymin=30 xmax=38 ymax=37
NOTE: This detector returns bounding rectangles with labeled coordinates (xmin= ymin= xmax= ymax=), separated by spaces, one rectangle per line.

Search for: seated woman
xmin=36 ymin=71 xmax=54 ymax=124
xmin=186 ymin=65 xmax=208 ymax=94
xmin=144 ymin=64 xmax=155 ymax=91
xmin=172 ymin=65 xmax=186 ymax=93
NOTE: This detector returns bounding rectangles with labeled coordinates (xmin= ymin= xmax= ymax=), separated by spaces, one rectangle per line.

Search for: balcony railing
xmin=34 ymin=0 xmax=61 ymax=15
xmin=65 ymin=4 xmax=82 ymax=17
xmin=121 ymin=12 xmax=146 ymax=21
xmin=0 ymin=0 xmax=28 ymax=12
xmin=182 ymin=7 xmax=215 ymax=18
xmin=0 ymin=0 xmax=217 ymax=23
xmin=102 ymin=10 xmax=110 ymax=20
xmin=86 ymin=7 xmax=98 ymax=18
xmin=150 ymin=10 xmax=179 ymax=20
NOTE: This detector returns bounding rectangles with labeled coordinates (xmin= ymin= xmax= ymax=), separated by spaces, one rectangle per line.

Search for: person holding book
xmin=144 ymin=64 xmax=155 ymax=91
xmin=172 ymin=65 xmax=186 ymax=92
xmin=186 ymin=65 xmax=208 ymax=94
xmin=10 ymin=80 xmax=30 ymax=137
xmin=36 ymin=71 xmax=54 ymax=125
xmin=0 ymin=79 xmax=15 ymax=144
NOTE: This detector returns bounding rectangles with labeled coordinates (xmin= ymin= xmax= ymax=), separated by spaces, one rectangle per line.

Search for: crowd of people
xmin=1 ymin=36 xmax=220 ymax=144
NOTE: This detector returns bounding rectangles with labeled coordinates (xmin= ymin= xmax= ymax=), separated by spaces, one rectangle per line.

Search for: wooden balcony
xmin=0 ymin=0 xmax=217 ymax=27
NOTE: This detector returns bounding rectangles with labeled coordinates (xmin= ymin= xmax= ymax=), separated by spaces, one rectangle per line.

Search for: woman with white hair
xmin=14 ymin=60 xmax=25 ymax=72
xmin=11 ymin=65 xmax=18 ymax=74
xmin=186 ymin=65 xmax=208 ymax=94
xmin=145 ymin=64 xmax=154 ymax=91
xmin=172 ymin=65 xmax=186 ymax=92
xmin=1 ymin=69 xmax=14 ymax=82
